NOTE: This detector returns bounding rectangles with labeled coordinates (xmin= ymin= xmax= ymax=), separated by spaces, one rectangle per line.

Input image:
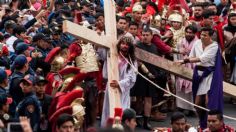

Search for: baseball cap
xmin=32 ymin=33 xmax=52 ymax=43
xmin=0 ymin=69 xmax=11 ymax=83
xmin=0 ymin=94 xmax=13 ymax=105
xmin=13 ymin=55 xmax=32 ymax=69
xmin=80 ymin=0 xmax=92 ymax=6
xmin=132 ymin=4 xmax=143 ymax=12
xmin=20 ymin=74 xmax=35 ymax=85
xmin=15 ymin=42 xmax=31 ymax=55
xmin=35 ymin=76 xmax=48 ymax=85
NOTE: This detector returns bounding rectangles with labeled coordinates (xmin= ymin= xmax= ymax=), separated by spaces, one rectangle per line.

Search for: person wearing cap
xmin=0 ymin=69 xmax=11 ymax=95
xmin=122 ymin=108 xmax=137 ymax=132
xmin=0 ymin=94 xmax=13 ymax=130
xmin=81 ymin=0 xmax=95 ymax=24
xmin=131 ymin=4 xmax=143 ymax=24
xmin=35 ymin=76 xmax=52 ymax=132
xmin=131 ymin=4 xmax=144 ymax=39
xmin=15 ymin=42 xmax=31 ymax=56
xmin=11 ymin=41 xmax=37 ymax=76
xmin=9 ymin=55 xmax=31 ymax=116
xmin=50 ymin=23 xmax=64 ymax=47
xmin=16 ymin=74 xmax=41 ymax=132
xmin=31 ymin=33 xmax=52 ymax=76
xmin=32 ymin=33 xmax=51 ymax=59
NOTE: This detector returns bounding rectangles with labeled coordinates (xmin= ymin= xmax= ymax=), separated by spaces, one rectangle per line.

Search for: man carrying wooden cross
xmin=99 ymin=36 xmax=138 ymax=127
xmin=176 ymin=27 xmax=223 ymax=129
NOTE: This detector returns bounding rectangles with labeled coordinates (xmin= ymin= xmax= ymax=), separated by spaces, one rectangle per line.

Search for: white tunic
xmin=189 ymin=40 xmax=218 ymax=95
xmin=97 ymin=48 xmax=138 ymax=127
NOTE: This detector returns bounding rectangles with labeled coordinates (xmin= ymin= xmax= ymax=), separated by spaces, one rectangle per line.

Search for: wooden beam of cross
xmin=135 ymin=47 xmax=236 ymax=97
xmin=63 ymin=0 xmax=121 ymax=117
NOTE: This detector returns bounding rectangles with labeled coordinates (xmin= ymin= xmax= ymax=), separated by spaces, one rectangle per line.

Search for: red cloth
xmin=146 ymin=5 xmax=156 ymax=16
xmin=152 ymin=34 xmax=172 ymax=54
xmin=1 ymin=46 xmax=9 ymax=56
xmin=42 ymin=0 xmax=47 ymax=7
xmin=48 ymin=92 xmax=66 ymax=119
xmin=199 ymin=124 xmax=235 ymax=132
xmin=49 ymin=106 xmax=73 ymax=132
xmin=57 ymin=89 xmax=83 ymax=109
xmin=68 ymin=43 xmax=82 ymax=62
xmin=214 ymin=23 xmax=225 ymax=50
xmin=45 ymin=72 xmax=62 ymax=95
xmin=189 ymin=16 xmax=203 ymax=22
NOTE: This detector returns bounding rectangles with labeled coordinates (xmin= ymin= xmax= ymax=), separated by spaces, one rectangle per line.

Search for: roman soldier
xmin=68 ymin=39 xmax=104 ymax=127
xmin=44 ymin=47 xmax=67 ymax=96
xmin=164 ymin=13 xmax=185 ymax=50
xmin=47 ymin=73 xmax=86 ymax=118
xmin=58 ymin=67 xmax=81 ymax=92
xmin=49 ymin=89 xmax=85 ymax=132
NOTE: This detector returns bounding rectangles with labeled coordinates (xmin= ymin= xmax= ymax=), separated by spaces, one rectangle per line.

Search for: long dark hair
xmin=224 ymin=13 xmax=236 ymax=34
xmin=116 ymin=36 xmax=136 ymax=71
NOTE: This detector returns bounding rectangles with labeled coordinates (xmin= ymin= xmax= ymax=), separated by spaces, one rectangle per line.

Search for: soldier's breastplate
xmin=75 ymin=43 xmax=99 ymax=73
xmin=170 ymin=27 xmax=185 ymax=48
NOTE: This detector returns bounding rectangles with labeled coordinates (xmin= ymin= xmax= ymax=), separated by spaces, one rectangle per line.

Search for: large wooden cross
xmin=63 ymin=0 xmax=236 ymax=118
xmin=63 ymin=0 xmax=120 ymax=117
xmin=134 ymin=48 xmax=236 ymax=97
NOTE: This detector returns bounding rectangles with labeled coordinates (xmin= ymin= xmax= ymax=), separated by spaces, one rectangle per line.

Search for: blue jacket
xmin=8 ymin=71 xmax=24 ymax=116
xmin=16 ymin=92 xmax=41 ymax=132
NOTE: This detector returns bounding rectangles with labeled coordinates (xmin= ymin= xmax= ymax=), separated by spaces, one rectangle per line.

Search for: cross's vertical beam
xmin=104 ymin=0 xmax=121 ymax=117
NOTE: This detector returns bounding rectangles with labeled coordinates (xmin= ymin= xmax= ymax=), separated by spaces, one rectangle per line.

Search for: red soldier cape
xmin=45 ymin=72 xmax=62 ymax=95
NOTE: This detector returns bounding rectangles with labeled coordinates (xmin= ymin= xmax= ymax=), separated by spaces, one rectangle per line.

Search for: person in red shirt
xmin=189 ymin=2 xmax=204 ymax=23
xmin=202 ymin=110 xmax=235 ymax=132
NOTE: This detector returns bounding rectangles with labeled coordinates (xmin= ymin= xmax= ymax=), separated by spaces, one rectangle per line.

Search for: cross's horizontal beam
xmin=135 ymin=47 xmax=236 ymax=98
xmin=63 ymin=20 xmax=110 ymax=48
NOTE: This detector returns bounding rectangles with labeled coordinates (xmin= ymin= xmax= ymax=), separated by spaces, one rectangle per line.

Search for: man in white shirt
xmin=176 ymin=27 xmax=223 ymax=129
